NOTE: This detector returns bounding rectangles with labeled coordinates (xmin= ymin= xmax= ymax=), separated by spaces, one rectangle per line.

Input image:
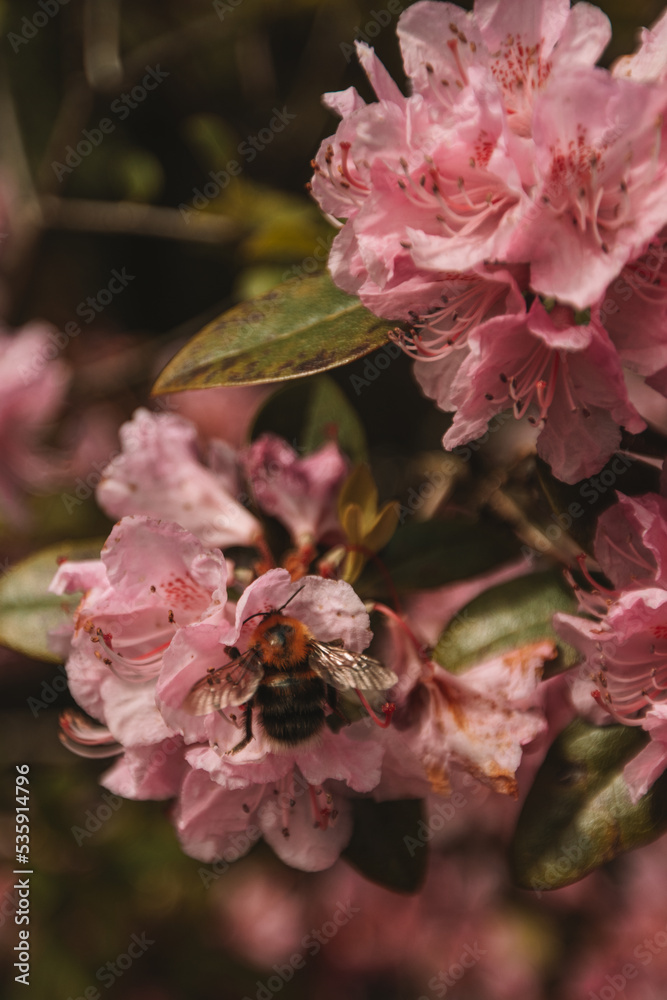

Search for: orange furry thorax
xmin=252 ymin=613 xmax=312 ymax=669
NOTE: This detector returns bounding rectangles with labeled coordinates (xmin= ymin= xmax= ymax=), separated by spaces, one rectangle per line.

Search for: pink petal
xmin=244 ymin=435 xmax=347 ymax=545
xmin=97 ymin=408 xmax=261 ymax=548
xmin=355 ymin=42 xmax=404 ymax=104
xmin=260 ymin=787 xmax=353 ymax=872
xmin=101 ymin=737 xmax=187 ymax=799
xmin=511 ymin=70 xmax=667 ymax=308
xmin=173 ymin=767 xmax=261 ymax=863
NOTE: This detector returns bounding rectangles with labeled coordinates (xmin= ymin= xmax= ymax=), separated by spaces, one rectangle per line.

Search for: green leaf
xmin=0 ymin=539 xmax=103 ymax=663
xmin=510 ymin=719 xmax=667 ymax=891
xmin=343 ymin=798 xmax=427 ymax=894
xmin=359 ymin=518 xmax=520 ymax=597
xmin=151 ymin=271 xmax=398 ymax=393
xmin=433 ymin=569 xmax=579 ymax=675
xmin=250 ymin=375 xmax=367 ymax=462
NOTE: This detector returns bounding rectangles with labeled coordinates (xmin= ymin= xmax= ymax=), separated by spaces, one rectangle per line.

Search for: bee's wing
xmin=182 ymin=648 xmax=264 ymax=716
xmin=308 ymin=640 xmax=398 ymax=692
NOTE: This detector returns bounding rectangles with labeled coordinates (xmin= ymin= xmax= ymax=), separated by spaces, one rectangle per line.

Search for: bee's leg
xmin=226 ymin=702 xmax=254 ymax=755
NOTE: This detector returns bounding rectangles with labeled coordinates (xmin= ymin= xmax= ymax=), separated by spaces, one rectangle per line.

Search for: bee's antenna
xmin=277 ymin=586 xmax=305 ymax=613
xmin=242 ymin=586 xmax=306 ymax=625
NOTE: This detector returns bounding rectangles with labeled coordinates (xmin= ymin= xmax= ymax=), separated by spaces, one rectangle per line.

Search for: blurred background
xmin=1 ymin=0 xmax=667 ymax=997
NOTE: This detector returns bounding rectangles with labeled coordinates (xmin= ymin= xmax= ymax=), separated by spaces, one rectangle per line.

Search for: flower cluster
xmin=310 ymin=0 xmax=667 ymax=483
xmin=555 ymin=488 xmax=667 ymax=801
xmin=52 ymin=407 xmax=555 ymax=871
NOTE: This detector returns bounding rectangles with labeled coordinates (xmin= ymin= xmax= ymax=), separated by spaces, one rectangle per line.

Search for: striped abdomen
xmin=256 ymin=662 xmax=326 ymax=747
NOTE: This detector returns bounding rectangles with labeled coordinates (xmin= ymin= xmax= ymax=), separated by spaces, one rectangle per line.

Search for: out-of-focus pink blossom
xmin=96 ymin=408 xmax=262 ymax=549
xmin=0 ymin=323 xmax=69 ymax=525
xmin=167 ymin=384 xmax=271 ymax=449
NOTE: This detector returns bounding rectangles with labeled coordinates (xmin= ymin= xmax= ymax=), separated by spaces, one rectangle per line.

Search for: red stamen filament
xmin=354 ymin=688 xmax=396 ymax=727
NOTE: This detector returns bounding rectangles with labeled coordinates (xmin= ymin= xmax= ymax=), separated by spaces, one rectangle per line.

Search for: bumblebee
xmin=182 ymin=590 xmax=397 ymax=753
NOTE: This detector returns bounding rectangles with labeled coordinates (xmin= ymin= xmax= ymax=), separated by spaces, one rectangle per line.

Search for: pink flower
xmin=378 ymin=603 xmax=553 ymax=798
xmin=0 ymin=323 xmax=69 ymax=525
xmin=243 ymin=434 xmax=348 ymax=549
xmin=310 ymin=37 xmax=527 ymax=320
xmin=310 ymin=0 xmax=617 ymax=319
xmin=403 ymin=263 xmax=527 ymax=413
xmin=50 ymin=515 xmax=227 ymax=747
xmin=153 ymin=568 xmax=401 ymax=869
xmin=557 ymin=587 xmax=667 ymax=802
xmin=593 ymin=492 xmax=667 ymax=590
xmin=507 ymin=67 xmax=667 ymax=309
xmin=97 ymin=408 xmax=262 ymax=549
xmin=401 ymin=645 xmax=552 ymax=797
xmin=172 ymin=766 xmax=354 ymax=872
xmin=555 ymin=493 xmax=667 ymax=801
xmin=599 ymin=231 xmax=667 ymax=381
xmin=429 ymin=298 xmax=644 ymax=484
xmin=399 ymin=0 xmax=610 ymax=151
xmin=167 ymin=384 xmax=270 ymax=449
